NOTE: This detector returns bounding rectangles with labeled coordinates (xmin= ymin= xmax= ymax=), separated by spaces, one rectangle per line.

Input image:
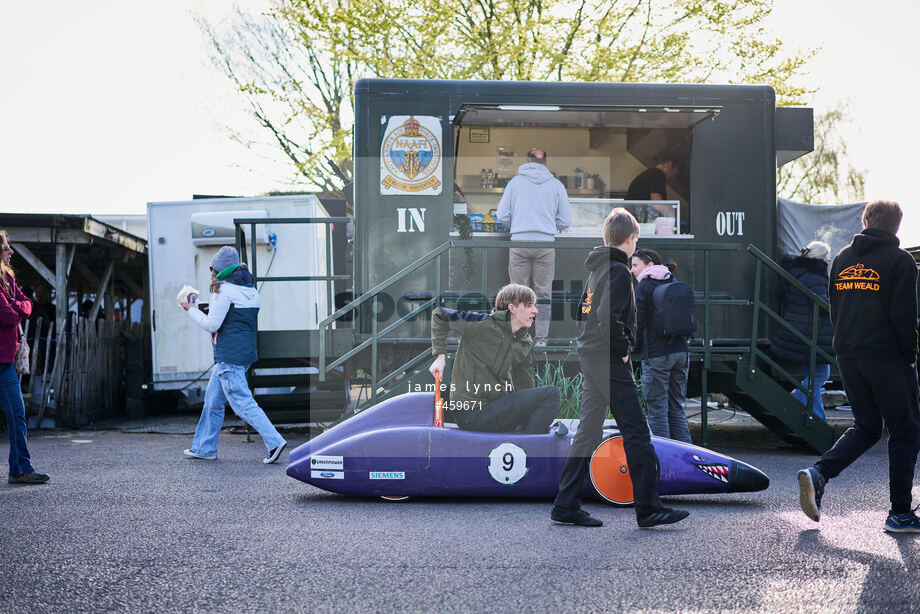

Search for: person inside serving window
xmin=625 ymin=156 xmax=680 ymax=222
xmin=496 ymin=148 xmax=572 ymax=346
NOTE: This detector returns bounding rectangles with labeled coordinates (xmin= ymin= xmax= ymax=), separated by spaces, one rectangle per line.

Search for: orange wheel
xmin=589 ymin=436 xmax=634 ymax=505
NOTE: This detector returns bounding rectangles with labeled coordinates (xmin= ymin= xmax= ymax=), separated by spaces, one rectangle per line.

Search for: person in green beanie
xmin=178 ymin=246 xmax=287 ymax=464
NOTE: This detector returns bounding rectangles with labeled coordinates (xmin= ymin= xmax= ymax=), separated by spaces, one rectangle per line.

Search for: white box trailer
xmin=147 ymin=195 xmax=333 ymax=392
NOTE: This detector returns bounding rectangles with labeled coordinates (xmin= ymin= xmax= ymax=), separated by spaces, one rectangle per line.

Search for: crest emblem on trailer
xmin=380 ymin=115 xmax=442 ymax=195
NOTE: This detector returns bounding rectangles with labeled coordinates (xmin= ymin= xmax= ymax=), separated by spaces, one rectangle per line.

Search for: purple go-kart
xmin=286 ymin=386 xmax=769 ymax=504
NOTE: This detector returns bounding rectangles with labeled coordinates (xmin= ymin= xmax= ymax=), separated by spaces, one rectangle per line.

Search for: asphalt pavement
xmin=3 ymin=411 xmax=920 ymax=613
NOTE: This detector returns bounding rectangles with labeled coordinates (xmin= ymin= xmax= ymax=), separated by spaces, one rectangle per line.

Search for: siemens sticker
xmin=369 ymin=471 xmax=405 ymax=480
xmin=715 ymin=211 xmax=745 ymax=236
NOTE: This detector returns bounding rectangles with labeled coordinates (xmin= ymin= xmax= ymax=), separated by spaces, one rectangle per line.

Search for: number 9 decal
xmin=488 ymin=443 xmax=528 ymax=485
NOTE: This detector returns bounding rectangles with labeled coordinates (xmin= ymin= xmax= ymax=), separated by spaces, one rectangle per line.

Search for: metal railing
xmin=228 ymin=219 xmax=835 ymax=443
xmin=318 ymin=239 xmax=753 ymax=419
xmin=318 ymin=241 xmax=450 ymax=405
xmin=234 ymin=217 xmax=351 ymax=305
xmin=745 ymin=244 xmax=837 ymax=426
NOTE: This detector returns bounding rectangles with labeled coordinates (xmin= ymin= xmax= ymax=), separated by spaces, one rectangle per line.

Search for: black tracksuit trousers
xmin=457 ymin=385 xmax=561 ymax=434
xmin=554 ymin=360 xmax=662 ymax=517
xmin=815 ymin=357 xmax=920 ymax=514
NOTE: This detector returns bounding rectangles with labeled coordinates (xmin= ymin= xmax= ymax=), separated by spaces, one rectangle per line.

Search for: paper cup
xmin=655 ymin=217 xmax=676 ymax=235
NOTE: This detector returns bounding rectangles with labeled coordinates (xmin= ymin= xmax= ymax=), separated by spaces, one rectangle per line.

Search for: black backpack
xmin=650 ymin=279 xmax=697 ymax=338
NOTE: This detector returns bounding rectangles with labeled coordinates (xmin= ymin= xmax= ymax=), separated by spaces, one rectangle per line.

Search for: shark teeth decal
xmin=694 ymin=462 xmax=729 ymax=483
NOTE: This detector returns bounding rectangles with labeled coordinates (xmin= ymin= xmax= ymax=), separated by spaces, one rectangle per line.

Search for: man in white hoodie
xmin=496 ymin=148 xmax=572 ymax=346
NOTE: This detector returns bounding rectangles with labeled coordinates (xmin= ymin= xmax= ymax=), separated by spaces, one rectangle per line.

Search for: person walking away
xmin=428 ymin=284 xmax=561 ymax=433
xmin=0 ymin=230 xmax=49 ymax=484
xmin=630 ymin=249 xmax=692 ymax=443
xmin=797 ymin=201 xmax=920 ymax=532
xmin=178 ymin=246 xmax=287 ymax=464
xmin=551 ymin=208 xmax=689 ymax=528
xmin=496 ymin=148 xmax=572 ymax=346
xmin=769 ymin=241 xmax=834 ymax=421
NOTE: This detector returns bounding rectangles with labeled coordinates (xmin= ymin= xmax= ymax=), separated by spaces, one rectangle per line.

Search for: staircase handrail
xmin=319 ymin=242 xmax=451 ymax=329
xmin=746 ymin=243 xmax=839 ymax=420
xmin=318 ymin=241 xmax=451 ymax=391
xmin=747 ymin=244 xmax=831 ymax=313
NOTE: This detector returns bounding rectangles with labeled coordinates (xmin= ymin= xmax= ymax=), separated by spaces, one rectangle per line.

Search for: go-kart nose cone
xmin=728 ymin=459 xmax=770 ymax=492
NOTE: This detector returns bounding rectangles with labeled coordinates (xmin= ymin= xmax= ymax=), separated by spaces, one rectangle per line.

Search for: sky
xmin=2 ymin=1 xmax=919 ymax=242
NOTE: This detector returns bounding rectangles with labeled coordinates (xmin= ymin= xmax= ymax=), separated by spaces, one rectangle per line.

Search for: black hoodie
xmin=576 ymin=246 xmax=636 ymax=373
xmin=829 ymin=228 xmax=918 ymax=363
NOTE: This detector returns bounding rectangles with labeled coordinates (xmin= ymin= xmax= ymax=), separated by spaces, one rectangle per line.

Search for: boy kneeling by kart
xmin=428 ymin=284 xmax=561 ymax=434
xmin=551 ymin=207 xmax=690 ymax=529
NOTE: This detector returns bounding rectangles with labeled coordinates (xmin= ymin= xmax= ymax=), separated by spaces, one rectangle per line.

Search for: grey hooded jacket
xmin=496 ymin=163 xmax=571 ymax=241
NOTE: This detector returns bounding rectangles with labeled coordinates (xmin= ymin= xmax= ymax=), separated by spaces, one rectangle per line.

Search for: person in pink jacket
xmin=0 ymin=230 xmax=49 ymax=484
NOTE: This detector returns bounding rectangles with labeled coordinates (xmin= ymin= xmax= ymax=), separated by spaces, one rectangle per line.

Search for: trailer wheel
xmin=379 ymin=495 xmax=411 ymax=502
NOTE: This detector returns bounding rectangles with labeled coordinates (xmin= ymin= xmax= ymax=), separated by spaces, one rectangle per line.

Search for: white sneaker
xmin=184 ymin=449 xmax=217 ymax=460
xmin=263 ymin=441 xmax=288 ymax=464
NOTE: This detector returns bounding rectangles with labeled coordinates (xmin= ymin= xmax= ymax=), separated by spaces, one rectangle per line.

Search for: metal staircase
xmin=731 ymin=359 xmax=838 ymax=451
xmin=311 ymin=237 xmax=842 ymax=453
xmin=716 ymin=245 xmax=840 ymax=452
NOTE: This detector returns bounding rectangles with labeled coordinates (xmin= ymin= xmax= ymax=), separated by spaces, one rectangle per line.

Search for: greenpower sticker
xmin=488 ymin=443 xmax=528 ymax=485
xmin=310 ymin=455 xmax=343 ymax=470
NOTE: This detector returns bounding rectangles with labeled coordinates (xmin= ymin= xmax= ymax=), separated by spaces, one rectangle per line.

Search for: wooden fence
xmin=22 ymin=317 xmax=146 ymax=428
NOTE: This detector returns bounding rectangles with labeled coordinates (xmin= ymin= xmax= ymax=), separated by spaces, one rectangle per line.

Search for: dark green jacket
xmin=431 ymin=306 xmax=535 ymax=406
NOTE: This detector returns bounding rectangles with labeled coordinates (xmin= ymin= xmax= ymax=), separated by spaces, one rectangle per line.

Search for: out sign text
xmin=716 ymin=211 xmax=745 ymax=236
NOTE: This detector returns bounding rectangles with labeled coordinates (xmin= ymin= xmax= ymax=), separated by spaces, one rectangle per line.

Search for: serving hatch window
xmin=451 ymin=103 xmax=719 ymax=237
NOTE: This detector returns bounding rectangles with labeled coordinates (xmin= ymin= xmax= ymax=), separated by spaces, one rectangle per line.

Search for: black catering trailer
xmin=350 ymin=79 xmax=811 ymax=339
xmin=315 ymin=78 xmax=835 ymax=450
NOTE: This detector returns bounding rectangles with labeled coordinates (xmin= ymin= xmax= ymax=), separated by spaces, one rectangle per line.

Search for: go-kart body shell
xmin=286 ymin=392 xmax=769 ymax=501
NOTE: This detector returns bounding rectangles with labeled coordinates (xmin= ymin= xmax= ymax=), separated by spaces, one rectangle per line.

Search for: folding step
xmin=729 ymin=361 xmax=838 ymax=453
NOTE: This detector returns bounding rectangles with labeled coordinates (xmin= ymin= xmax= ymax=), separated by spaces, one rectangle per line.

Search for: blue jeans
xmin=0 ymin=362 xmax=35 ymax=475
xmin=190 ymin=363 xmax=286 ymax=457
xmin=791 ymin=362 xmax=830 ymax=422
xmin=641 ymin=352 xmax=692 ymax=443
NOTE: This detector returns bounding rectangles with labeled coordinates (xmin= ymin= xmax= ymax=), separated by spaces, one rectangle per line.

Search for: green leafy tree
xmin=777 ymin=100 xmax=867 ymax=204
xmin=202 ymin=0 xmax=814 ymax=194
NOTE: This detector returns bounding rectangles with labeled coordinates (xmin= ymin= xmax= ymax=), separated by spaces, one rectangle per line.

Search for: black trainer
xmin=551 ymin=506 xmax=603 ymax=527
xmin=883 ymin=509 xmax=920 ymax=533
xmin=8 ymin=472 xmax=50 ymax=484
xmin=263 ymin=442 xmax=288 ymax=464
xmin=636 ymin=507 xmax=690 ymax=528
xmin=797 ymin=467 xmax=825 ymax=522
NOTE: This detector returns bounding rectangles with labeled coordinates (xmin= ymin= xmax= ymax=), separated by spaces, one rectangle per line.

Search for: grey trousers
xmin=508 ymin=246 xmax=554 ymax=342
xmin=641 ymin=351 xmax=692 ymax=443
